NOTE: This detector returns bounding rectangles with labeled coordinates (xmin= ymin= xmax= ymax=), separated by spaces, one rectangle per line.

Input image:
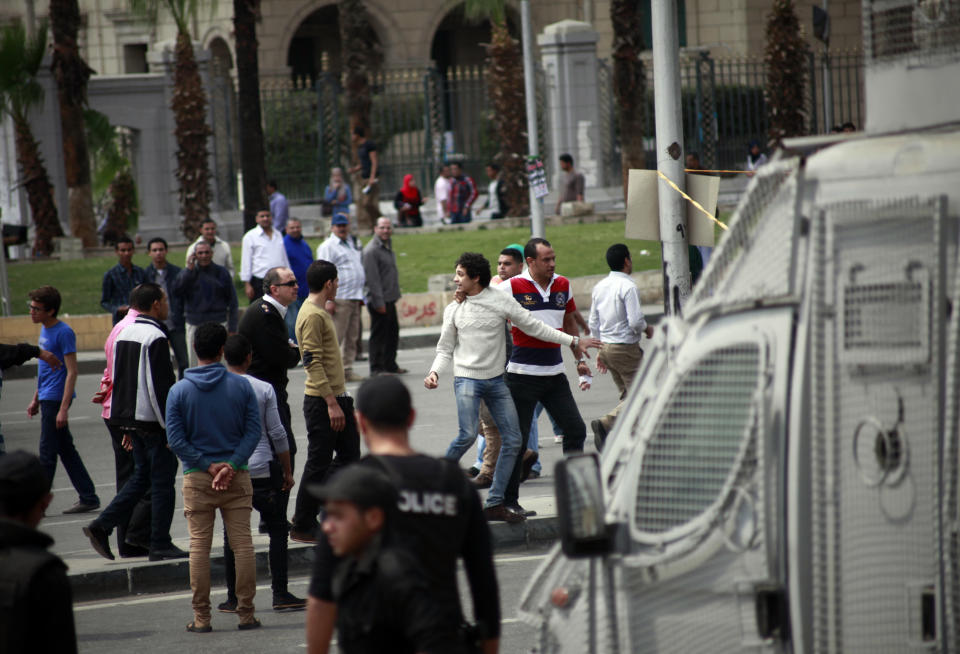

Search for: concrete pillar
xmin=537 ymin=20 xmax=604 ymax=190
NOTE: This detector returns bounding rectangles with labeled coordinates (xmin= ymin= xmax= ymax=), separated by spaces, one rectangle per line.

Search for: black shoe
xmin=218 ymin=598 xmax=238 ymax=613
xmin=483 ymin=504 xmax=525 ymax=523
xmin=118 ymin=544 xmax=150 ymax=558
xmin=272 ymin=591 xmax=307 ymax=611
xmin=507 ymin=503 xmax=537 ymax=518
xmin=64 ymin=501 xmax=100 ymax=515
xmin=465 ymin=466 xmax=480 ymax=478
xmin=591 ymin=419 xmax=608 ymax=452
xmin=238 ymin=618 xmax=262 ymax=630
xmin=149 ymin=545 xmax=189 ymax=561
xmin=258 ymin=519 xmax=268 ymax=535
xmin=290 ymin=529 xmax=317 ymax=544
xmin=124 ymin=535 xmax=151 ymax=551
xmin=83 ymin=523 xmax=115 ymax=560
xmin=520 ymin=450 xmax=539 ymax=483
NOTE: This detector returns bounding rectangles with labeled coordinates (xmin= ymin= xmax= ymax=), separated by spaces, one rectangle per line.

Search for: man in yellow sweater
xmin=290 ymin=260 xmax=360 ymax=543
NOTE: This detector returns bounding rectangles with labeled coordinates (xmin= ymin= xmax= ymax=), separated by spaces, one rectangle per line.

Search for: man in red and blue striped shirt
xmin=502 ymin=238 xmax=591 ymax=516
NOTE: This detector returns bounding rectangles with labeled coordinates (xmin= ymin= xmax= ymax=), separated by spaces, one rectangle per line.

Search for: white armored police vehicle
xmin=519 ymin=2 xmax=960 ymax=652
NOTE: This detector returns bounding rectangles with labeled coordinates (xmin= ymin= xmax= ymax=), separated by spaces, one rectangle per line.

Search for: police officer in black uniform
xmin=313 ymin=465 xmax=467 ymax=654
xmin=0 ymin=451 xmax=78 ymax=654
xmin=306 ymin=376 xmax=500 ymax=654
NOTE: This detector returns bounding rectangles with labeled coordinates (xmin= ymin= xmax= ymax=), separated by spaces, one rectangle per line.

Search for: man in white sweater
xmin=424 ymin=252 xmax=598 ymax=522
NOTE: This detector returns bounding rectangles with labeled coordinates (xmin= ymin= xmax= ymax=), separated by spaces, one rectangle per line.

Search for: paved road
xmin=74 ymin=547 xmax=550 ymax=653
xmin=1 ymin=344 xmax=622 ymax=574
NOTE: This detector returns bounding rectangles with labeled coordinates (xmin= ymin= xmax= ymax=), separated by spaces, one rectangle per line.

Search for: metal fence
xmin=210 ymin=50 xmax=864 ymax=206
xmin=596 ymin=50 xmax=864 ymax=184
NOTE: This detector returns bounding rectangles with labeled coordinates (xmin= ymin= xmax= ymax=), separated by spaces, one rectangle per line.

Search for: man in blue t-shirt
xmin=26 ymin=286 xmax=100 ymax=514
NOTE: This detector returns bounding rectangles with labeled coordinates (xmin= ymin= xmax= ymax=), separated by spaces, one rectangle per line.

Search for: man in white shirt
xmin=588 ymin=244 xmax=654 ymax=450
xmin=316 ymin=213 xmax=366 ymax=383
xmin=241 ymin=208 xmax=291 ymax=304
xmin=433 ymin=164 xmax=451 ymax=224
xmin=186 ymin=219 xmax=235 ymax=279
xmin=424 ymin=252 xmax=597 ymax=522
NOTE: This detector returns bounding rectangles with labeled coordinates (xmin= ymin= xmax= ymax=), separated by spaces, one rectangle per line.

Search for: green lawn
xmin=4 ymin=218 xmax=722 ymax=317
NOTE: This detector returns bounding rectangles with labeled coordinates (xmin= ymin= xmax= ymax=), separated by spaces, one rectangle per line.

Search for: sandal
xmin=238 ymin=618 xmax=262 ymax=630
xmin=186 ymin=621 xmax=212 ymax=633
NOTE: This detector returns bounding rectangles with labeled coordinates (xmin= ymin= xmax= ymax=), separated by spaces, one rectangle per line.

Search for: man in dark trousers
xmin=362 ymin=218 xmax=407 ymax=376
xmin=144 ymin=237 xmax=188 ymax=378
xmin=311 ymin=465 xmax=468 ymax=654
xmin=83 ymin=283 xmax=187 ymax=562
xmin=306 ymin=376 xmax=500 ymax=654
xmin=0 ymin=451 xmax=77 ymax=654
xmin=238 ymin=266 xmax=302 ymax=460
xmin=173 ymin=240 xmax=239 ymax=368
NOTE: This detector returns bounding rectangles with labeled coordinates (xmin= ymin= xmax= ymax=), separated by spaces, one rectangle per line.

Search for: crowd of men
xmin=1 ymin=181 xmax=656 ymax=651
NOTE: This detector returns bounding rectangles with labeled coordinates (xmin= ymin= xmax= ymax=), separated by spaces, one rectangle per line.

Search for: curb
xmin=70 ymin=516 xmax=558 ymax=603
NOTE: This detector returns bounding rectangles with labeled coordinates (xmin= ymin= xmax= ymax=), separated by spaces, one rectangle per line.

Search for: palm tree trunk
xmin=49 ymin=0 xmax=98 ymax=247
xmin=12 ymin=115 xmax=64 ymax=256
xmin=611 ymin=0 xmax=647 ymax=197
xmin=171 ymin=30 xmax=213 ymax=240
xmin=233 ymin=0 xmax=267 ymax=232
xmin=485 ymin=19 xmax=529 ymax=217
xmin=338 ymin=0 xmax=382 ymax=232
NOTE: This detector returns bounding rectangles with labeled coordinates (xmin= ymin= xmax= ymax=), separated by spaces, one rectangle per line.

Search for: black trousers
xmin=504 ymin=372 xmax=586 ymax=506
xmin=105 ymin=419 xmax=151 ymax=553
xmin=224 ymin=477 xmax=291 ymax=597
xmin=169 ymin=328 xmax=189 ymax=380
xmin=291 ymin=395 xmax=360 ymax=533
xmin=368 ymin=301 xmax=399 ymax=374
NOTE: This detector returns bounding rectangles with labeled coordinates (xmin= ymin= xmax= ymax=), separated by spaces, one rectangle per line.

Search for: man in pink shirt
xmin=92 ymin=307 xmax=151 ymax=557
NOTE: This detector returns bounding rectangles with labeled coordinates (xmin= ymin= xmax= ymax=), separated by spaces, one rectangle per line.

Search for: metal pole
xmin=521 ymin=0 xmax=545 ymax=238
xmin=821 ymin=0 xmax=834 ymax=131
xmin=651 ymin=0 xmax=691 ymax=315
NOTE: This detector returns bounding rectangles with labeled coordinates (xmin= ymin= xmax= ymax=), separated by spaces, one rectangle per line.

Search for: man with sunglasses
xmin=238 ymin=267 xmax=302 ymax=475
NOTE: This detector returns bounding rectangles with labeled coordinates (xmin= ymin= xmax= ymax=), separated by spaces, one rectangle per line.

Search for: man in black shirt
xmin=312 ymin=465 xmax=466 ymax=654
xmin=306 ymin=376 xmax=500 ymax=654
xmin=349 ymin=125 xmax=380 ymax=233
xmin=0 ymin=451 xmax=78 ymax=654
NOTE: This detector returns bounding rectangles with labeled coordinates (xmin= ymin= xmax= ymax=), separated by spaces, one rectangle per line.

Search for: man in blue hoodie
xmin=165 ymin=322 xmax=262 ymax=632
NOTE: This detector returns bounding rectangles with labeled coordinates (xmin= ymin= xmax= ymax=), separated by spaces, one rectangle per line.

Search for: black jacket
xmin=144 ymin=262 xmax=186 ymax=331
xmin=109 ymin=314 xmax=176 ymax=431
xmin=0 ymin=343 xmax=40 ymax=373
xmin=238 ymin=298 xmax=301 ymax=394
xmin=0 ymin=519 xmax=77 ymax=654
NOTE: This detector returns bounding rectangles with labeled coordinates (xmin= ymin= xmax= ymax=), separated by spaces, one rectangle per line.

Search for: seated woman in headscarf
xmin=323 ymin=167 xmax=353 ymax=216
xmin=394 ymin=174 xmax=425 ymax=227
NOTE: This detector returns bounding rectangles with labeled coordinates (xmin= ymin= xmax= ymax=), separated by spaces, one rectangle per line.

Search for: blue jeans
xmin=445 ymin=376 xmax=521 ymax=507
xmin=38 ymin=400 xmax=99 ymax=505
xmin=451 ymin=210 xmax=472 ymax=224
xmin=284 ymin=297 xmax=304 ymax=343
xmin=95 ymin=430 xmax=178 ymax=551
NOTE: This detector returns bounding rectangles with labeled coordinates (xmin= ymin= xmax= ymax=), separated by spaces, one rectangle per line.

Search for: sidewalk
xmin=61 ymin=308 xmax=663 ymax=602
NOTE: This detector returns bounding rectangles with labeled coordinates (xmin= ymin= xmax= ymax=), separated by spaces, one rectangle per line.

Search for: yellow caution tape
xmin=657 ymin=170 xmax=729 ymax=231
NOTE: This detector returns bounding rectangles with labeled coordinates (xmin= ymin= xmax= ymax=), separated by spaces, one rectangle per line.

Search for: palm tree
xmin=465 ymin=0 xmax=529 ymax=216
xmin=611 ymin=0 xmax=647 ymax=194
xmin=130 ymin=0 xmax=213 ymax=240
xmin=338 ymin=0 xmax=383 ymax=231
xmin=233 ymin=0 xmax=267 ymax=232
xmin=0 ymin=21 xmax=64 ymax=256
xmin=49 ymin=0 xmax=98 ymax=247
xmin=765 ymin=0 xmax=809 ymax=143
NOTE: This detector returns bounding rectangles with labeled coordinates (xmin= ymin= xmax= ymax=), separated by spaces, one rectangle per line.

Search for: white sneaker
xmin=554 ymin=434 xmax=563 ymax=444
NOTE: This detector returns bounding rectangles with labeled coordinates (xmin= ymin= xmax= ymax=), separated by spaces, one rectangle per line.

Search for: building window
xmin=124 ymin=44 xmax=148 ymax=74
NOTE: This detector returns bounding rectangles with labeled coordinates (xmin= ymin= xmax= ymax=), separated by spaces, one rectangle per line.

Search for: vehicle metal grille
xmin=865 ymin=0 xmax=960 ymax=63
xmin=633 ymin=344 xmax=761 ymax=537
xmin=689 ymin=158 xmax=801 ymax=315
